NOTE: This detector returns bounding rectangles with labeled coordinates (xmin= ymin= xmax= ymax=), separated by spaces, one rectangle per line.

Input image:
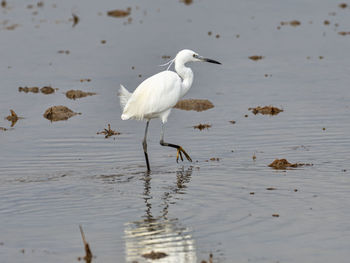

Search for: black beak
xmin=202 ymin=57 xmax=221 ymax=65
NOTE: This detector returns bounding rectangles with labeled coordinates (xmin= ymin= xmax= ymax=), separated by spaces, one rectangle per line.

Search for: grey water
xmin=1 ymin=0 xmax=350 ymax=262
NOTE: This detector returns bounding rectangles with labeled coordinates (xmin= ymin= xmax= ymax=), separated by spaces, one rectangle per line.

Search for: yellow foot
xmin=176 ymin=147 xmax=192 ymax=163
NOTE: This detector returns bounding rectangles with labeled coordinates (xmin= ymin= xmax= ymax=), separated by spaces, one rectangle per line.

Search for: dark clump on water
xmin=97 ymin=124 xmax=121 ymax=138
xmin=142 ymin=251 xmax=168 ymax=259
xmin=65 ymin=90 xmax=96 ymax=100
xmin=43 ymin=106 xmax=80 ymax=121
xmin=249 ymin=106 xmax=283 ymax=115
xmin=107 ymin=8 xmax=131 ymax=18
xmin=77 ymin=225 xmax=93 ymax=263
xmin=194 ymin=123 xmax=211 ymax=130
xmin=5 ymin=109 xmax=23 ymax=127
xmin=174 ymin=99 xmax=214 ymax=112
xmin=268 ymin=159 xmax=313 ymax=169
xmin=249 ymin=55 xmax=264 ymax=61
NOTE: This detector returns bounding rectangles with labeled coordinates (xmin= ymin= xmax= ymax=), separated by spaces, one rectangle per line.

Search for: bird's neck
xmin=175 ymin=62 xmax=193 ymax=97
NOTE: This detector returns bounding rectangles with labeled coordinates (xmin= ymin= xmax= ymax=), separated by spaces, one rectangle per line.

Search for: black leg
xmin=143 ymin=120 xmax=151 ymax=171
xmin=159 ymin=123 xmax=192 ymax=163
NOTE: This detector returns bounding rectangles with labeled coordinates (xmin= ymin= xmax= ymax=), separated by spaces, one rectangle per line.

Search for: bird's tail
xmin=118 ymin=84 xmax=132 ymax=111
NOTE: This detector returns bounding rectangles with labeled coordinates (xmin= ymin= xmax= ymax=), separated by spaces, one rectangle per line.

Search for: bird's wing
xmin=122 ymin=71 xmax=182 ymax=120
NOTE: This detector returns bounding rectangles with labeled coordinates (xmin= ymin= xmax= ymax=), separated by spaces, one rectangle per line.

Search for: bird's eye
xmin=193 ymin=54 xmax=196 ymax=57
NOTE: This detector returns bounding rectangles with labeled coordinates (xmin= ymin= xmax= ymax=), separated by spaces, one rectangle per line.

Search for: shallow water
xmin=1 ymin=0 xmax=350 ymax=262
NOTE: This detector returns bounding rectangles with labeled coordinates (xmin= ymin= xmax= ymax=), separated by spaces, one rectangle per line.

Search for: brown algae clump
xmin=18 ymin=86 xmax=39 ymax=93
xmin=174 ymin=99 xmax=214 ymax=112
xmin=5 ymin=109 xmax=23 ymax=127
xmin=107 ymin=8 xmax=131 ymax=18
xmin=193 ymin=123 xmax=211 ymax=130
xmin=43 ymin=106 xmax=79 ymax=121
xmin=249 ymin=55 xmax=264 ymax=61
xmin=268 ymin=159 xmax=312 ymax=169
xmin=65 ymin=90 xmax=96 ymax=100
xmin=142 ymin=251 xmax=168 ymax=260
xmin=40 ymin=86 xmax=55 ymax=94
xmin=249 ymin=106 xmax=283 ymax=115
xmin=97 ymin=124 xmax=121 ymax=138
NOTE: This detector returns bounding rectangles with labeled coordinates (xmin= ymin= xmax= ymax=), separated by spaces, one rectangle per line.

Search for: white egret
xmin=118 ymin=49 xmax=221 ymax=171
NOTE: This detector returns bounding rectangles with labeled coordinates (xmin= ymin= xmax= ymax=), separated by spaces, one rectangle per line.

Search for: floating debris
xmin=339 ymin=3 xmax=348 ymax=8
xmin=200 ymin=253 xmax=213 ymax=263
xmin=338 ymin=31 xmax=350 ymax=35
xmin=79 ymin=78 xmax=91 ymax=82
xmin=107 ymin=8 xmax=131 ymax=18
xmin=174 ymin=99 xmax=214 ymax=112
xmin=161 ymin=55 xmax=171 ymax=59
xmin=210 ymin=157 xmax=220 ymax=161
xmin=272 ymin=214 xmax=280 ymax=217
xmin=40 ymin=86 xmax=55 ymax=94
xmin=208 ymin=31 xmax=212 ymax=36
xmin=324 ymin=20 xmax=330 ymax=25
xmin=77 ymin=225 xmax=93 ymax=263
xmin=1 ymin=0 xmax=6 ymax=8
xmin=248 ymin=106 xmax=283 ymax=115
xmin=266 ymin=187 xmax=276 ymax=190
xmin=5 ymin=110 xmax=23 ymax=127
xmin=280 ymin=20 xmax=301 ymax=27
xmin=180 ymin=0 xmax=193 ymax=5
xmin=229 ymin=120 xmax=236 ymax=124
xmin=97 ymin=124 xmax=121 ymax=138
xmin=249 ymin=55 xmax=264 ymax=61
xmin=18 ymin=86 xmax=39 ymax=93
xmin=5 ymin=24 xmax=19 ymax=30
xmin=252 ymin=153 xmax=256 ymax=160
xmin=268 ymin=159 xmax=313 ymax=169
xmin=0 ymin=127 xmax=7 ymax=131
xmin=101 ymin=40 xmax=106 ymax=44
xmin=142 ymin=251 xmax=168 ymax=260
xmin=215 ymin=34 xmax=220 ymax=38
xmin=43 ymin=106 xmax=79 ymax=121
xmin=250 ymin=192 xmax=255 ymax=195
xmin=65 ymin=90 xmax=96 ymax=100
xmin=72 ymin=13 xmax=79 ymax=27
xmin=58 ymin=50 xmax=70 ymax=54
xmin=194 ymin=123 xmax=211 ymax=130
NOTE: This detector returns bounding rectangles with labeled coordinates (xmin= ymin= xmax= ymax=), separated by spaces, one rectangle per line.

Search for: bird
xmin=118 ymin=49 xmax=221 ymax=171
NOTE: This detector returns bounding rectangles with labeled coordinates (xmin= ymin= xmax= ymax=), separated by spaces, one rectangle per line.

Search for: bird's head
xmin=175 ymin=49 xmax=221 ymax=65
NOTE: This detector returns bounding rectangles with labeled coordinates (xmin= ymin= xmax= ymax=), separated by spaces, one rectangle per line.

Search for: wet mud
xmin=43 ymin=106 xmax=79 ymax=121
xmin=249 ymin=106 xmax=283 ymax=115
xmin=174 ymin=99 xmax=214 ymax=112
xmin=65 ymin=90 xmax=96 ymax=100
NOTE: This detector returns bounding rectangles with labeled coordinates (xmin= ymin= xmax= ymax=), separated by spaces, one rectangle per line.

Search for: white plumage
xmin=118 ymin=49 xmax=221 ymax=171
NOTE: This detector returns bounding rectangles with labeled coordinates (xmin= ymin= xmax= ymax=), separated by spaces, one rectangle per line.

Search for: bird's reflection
xmin=124 ymin=167 xmax=196 ymax=262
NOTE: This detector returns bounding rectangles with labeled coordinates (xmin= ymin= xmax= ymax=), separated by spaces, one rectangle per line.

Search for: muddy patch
xmin=268 ymin=159 xmax=313 ymax=169
xmin=97 ymin=124 xmax=121 ymax=138
xmin=248 ymin=106 xmax=283 ymax=115
xmin=65 ymin=90 xmax=96 ymax=100
xmin=174 ymin=99 xmax=214 ymax=112
xmin=107 ymin=8 xmax=131 ymax=18
xmin=43 ymin=106 xmax=80 ymax=121
xmin=142 ymin=251 xmax=168 ymax=260
xmin=193 ymin=123 xmax=211 ymax=130
xmin=249 ymin=55 xmax=264 ymax=61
